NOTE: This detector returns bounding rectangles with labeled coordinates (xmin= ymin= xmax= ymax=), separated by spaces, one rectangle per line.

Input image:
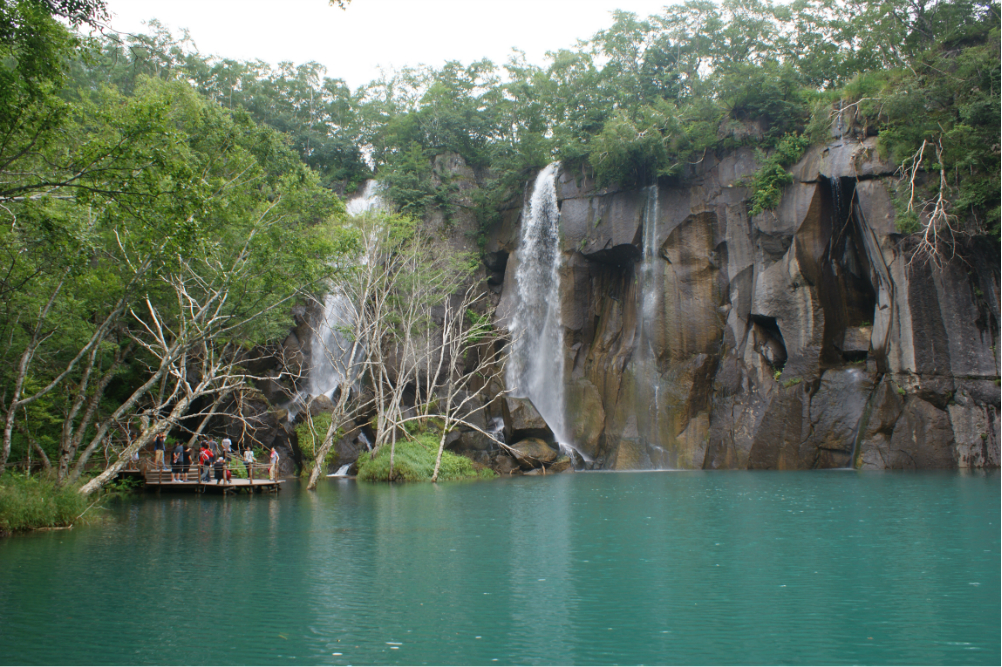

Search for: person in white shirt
xmin=243 ymin=447 xmax=255 ymax=480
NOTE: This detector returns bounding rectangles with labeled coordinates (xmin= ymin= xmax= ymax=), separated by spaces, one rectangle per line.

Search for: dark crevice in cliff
xmin=484 ymin=248 xmax=508 ymax=296
xmin=750 ymin=315 xmax=788 ymax=371
xmin=586 ymin=244 xmax=642 ymax=266
xmin=820 ymin=177 xmax=879 ymax=367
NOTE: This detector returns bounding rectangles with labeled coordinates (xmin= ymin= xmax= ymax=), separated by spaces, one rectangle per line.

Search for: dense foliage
xmin=0 ymin=472 xmax=92 ymax=533
xmin=65 ymin=1 xmax=995 ymax=239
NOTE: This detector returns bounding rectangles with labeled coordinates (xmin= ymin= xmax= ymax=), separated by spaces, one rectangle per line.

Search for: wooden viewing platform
xmin=117 ymin=463 xmax=283 ymax=494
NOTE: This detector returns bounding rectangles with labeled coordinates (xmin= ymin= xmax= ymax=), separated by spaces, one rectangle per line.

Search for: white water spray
xmin=328 ymin=463 xmax=353 ymax=477
xmin=487 ymin=417 xmax=505 ymax=444
xmin=639 ymin=184 xmax=659 ymax=354
xmin=507 ymin=162 xmax=571 ymax=448
xmin=346 ymin=179 xmax=385 ymax=216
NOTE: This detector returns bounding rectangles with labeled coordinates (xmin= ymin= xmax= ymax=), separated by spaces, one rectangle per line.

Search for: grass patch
xmin=0 ymin=473 xmax=97 ymax=535
xmin=356 ymin=431 xmax=496 ymax=482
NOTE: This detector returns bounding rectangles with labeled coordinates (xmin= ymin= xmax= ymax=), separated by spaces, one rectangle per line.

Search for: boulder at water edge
xmin=510 ymin=438 xmax=559 ymax=469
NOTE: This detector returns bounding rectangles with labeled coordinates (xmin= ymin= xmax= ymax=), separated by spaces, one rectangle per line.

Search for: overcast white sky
xmin=103 ymin=0 xmax=679 ymax=89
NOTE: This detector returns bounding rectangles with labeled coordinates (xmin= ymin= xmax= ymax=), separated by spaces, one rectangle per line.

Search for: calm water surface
xmin=1 ymin=471 xmax=998 ymax=665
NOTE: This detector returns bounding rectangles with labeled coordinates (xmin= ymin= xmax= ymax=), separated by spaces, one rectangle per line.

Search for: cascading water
xmin=487 ymin=417 xmax=505 ymax=444
xmin=346 ymin=179 xmax=385 ymax=216
xmin=639 ymin=184 xmax=659 ymax=354
xmin=305 ymin=180 xmax=385 ymax=402
xmin=308 ymin=290 xmax=358 ymax=398
xmin=635 ymin=184 xmax=672 ymax=469
xmin=327 ymin=463 xmax=353 ymax=477
xmin=507 ymin=162 xmax=573 ymax=450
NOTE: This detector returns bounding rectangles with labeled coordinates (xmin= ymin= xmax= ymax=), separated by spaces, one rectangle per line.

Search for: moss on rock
xmin=356 ymin=432 xmax=497 ymax=482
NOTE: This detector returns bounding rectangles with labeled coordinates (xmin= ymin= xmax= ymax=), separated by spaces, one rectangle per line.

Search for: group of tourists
xmin=151 ymin=433 xmax=281 ymax=484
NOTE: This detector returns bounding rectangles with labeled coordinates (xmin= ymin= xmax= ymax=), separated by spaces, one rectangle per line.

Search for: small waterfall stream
xmin=639 ymin=184 xmax=659 ymax=355
xmin=507 ymin=162 xmax=572 ymax=449
xmin=635 ymin=184 xmax=672 ymax=469
xmin=327 ymin=463 xmax=353 ymax=477
xmin=487 ymin=417 xmax=505 ymax=444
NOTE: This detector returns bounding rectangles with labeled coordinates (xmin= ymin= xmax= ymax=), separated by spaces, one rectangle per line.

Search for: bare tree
xmin=302 ymin=211 xmax=514 ymax=486
xmin=901 ymin=138 xmax=958 ymax=266
xmin=303 ymin=213 xmax=403 ymax=489
xmin=428 ymin=286 xmax=507 ymax=482
xmin=78 ymin=224 xmax=315 ymax=495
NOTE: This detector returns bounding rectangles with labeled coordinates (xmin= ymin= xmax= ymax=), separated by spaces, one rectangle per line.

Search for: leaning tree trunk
xmin=77 ymin=390 xmax=194 ymax=496
xmin=430 ymin=393 xmax=455 ymax=483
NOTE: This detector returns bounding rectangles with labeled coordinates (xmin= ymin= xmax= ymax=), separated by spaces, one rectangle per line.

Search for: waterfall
xmin=306 ymin=180 xmax=384 ymax=400
xmin=639 ymin=184 xmax=659 ymax=355
xmin=507 ymin=162 xmax=571 ymax=448
xmin=487 ymin=417 xmax=505 ymax=444
xmin=635 ymin=184 xmax=672 ymax=469
xmin=308 ymin=290 xmax=358 ymax=398
xmin=346 ymin=179 xmax=385 ymax=216
xmin=327 ymin=463 xmax=352 ymax=477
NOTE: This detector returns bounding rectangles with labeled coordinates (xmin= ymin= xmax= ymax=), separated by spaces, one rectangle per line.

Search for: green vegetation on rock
xmin=356 ymin=431 xmax=495 ymax=483
xmin=748 ymin=133 xmax=812 ymax=216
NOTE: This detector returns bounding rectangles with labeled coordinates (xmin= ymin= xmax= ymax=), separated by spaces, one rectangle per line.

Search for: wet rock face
xmin=503 ymin=398 xmax=552 ymax=440
xmin=489 ymin=139 xmax=1000 ymax=470
xmin=509 ymin=438 xmax=559 ymax=469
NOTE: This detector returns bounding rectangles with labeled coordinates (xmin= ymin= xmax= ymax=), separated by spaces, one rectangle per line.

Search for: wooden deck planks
xmin=139 ymin=474 xmax=283 ymax=493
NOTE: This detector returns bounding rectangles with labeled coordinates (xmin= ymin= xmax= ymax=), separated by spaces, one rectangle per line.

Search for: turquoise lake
xmin=1 ymin=471 xmax=999 ymax=665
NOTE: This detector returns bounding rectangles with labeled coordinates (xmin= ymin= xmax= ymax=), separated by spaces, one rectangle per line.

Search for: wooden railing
xmin=138 ymin=454 xmax=276 ymax=484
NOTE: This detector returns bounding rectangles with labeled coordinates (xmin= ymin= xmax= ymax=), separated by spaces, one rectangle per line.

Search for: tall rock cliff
xmin=487 ymin=140 xmax=1000 ymax=470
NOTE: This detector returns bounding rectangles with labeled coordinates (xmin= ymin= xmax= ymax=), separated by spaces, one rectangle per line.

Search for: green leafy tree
xmin=0 ymin=71 xmax=349 ymax=485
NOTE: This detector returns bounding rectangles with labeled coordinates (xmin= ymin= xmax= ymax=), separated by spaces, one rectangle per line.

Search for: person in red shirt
xmin=199 ymin=443 xmax=213 ymax=483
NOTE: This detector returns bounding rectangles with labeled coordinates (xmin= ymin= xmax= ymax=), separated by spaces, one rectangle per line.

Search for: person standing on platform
xmin=213 ymin=455 xmax=227 ymax=484
xmin=221 ymin=436 xmax=232 ymax=461
xmin=269 ymin=447 xmax=280 ymax=481
xmin=199 ymin=443 xmax=213 ymax=482
xmin=171 ymin=441 xmax=184 ymax=482
xmin=153 ymin=432 xmax=166 ymax=470
xmin=244 ymin=447 xmax=256 ymax=481
xmin=182 ymin=445 xmax=193 ymax=480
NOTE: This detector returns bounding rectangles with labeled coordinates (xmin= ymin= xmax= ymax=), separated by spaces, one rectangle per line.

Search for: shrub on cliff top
xmin=747 ymin=133 xmax=812 ymax=216
xmin=356 ymin=432 xmax=495 ymax=482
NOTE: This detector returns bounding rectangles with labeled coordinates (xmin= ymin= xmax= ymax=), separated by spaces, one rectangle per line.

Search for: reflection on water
xmin=1 ymin=471 xmax=999 ymax=665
